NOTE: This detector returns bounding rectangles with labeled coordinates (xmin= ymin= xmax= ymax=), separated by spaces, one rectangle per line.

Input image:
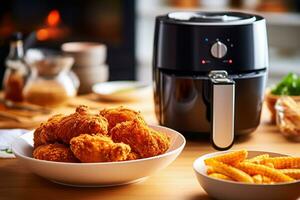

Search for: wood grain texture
xmin=0 ymin=94 xmax=157 ymax=129
xmin=0 ymin=92 xmax=299 ymax=200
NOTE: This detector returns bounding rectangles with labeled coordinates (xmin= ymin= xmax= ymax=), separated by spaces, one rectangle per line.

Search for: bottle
xmin=3 ymin=32 xmax=28 ymax=102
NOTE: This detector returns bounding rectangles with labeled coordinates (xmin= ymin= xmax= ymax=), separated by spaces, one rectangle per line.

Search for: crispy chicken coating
xmin=100 ymin=107 xmax=145 ymax=131
xmin=34 ymin=106 xmax=108 ymax=147
xmin=34 ymin=114 xmax=65 ymax=147
xmin=70 ymin=134 xmax=131 ymax=162
xmin=33 ymin=106 xmax=171 ymax=163
xmin=110 ymin=119 xmax=170 ymax=158
xmin=33 ymin=143 xmax=78 ymax=162
xmin=126 ymin=152 xmax=140 ymax=160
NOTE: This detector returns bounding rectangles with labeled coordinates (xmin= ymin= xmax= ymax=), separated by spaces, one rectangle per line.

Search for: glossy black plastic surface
xmin=154 ymin=12 xmax=268 ymax=73
xmin=153 ymin=69 xmax=267 ymax=135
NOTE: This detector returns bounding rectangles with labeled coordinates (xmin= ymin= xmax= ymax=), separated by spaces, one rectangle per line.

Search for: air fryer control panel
xmin=203 ymin=39 xmax=234 ymax=64
xmin=210 ymin=41 xmax=228 ymax=59
xmin=195 ymin=30 xmax=241 ymax=70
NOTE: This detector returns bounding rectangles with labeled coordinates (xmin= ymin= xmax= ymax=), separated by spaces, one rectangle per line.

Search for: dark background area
xmin=0 ymin=0 xmax=135 ymax=88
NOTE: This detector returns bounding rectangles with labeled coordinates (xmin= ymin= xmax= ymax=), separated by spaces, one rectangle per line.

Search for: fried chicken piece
xmin=126 ymin=152 xmax=140 ymax=160
xmin=110 ymin=119 xmax=170 ymax=158
xmin=100 ymin=107 xmax=145 ymax=131
xmin=70 ymin=134 xmax=131 ymax=162
xmin=34 ymin=105 xmax=108 ymax=147
xmin=33 ymin=143 xmax=78 ymax=162
xmin=34 ymin=114 xmax=65 ymax=147
xmin=55 ymin=106 xmax=108 ymax=144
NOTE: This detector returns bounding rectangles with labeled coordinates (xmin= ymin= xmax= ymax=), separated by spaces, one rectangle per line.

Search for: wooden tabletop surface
xmin=1 ymin=93 xmax=299 ymax=200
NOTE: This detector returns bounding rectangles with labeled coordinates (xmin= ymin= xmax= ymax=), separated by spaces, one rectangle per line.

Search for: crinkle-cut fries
xmin=205 ymin=159 xmax=254 ymax=183
xmin=260 ymin=157 xmax=300 ymax=169
xmin=252 ymin=174 xmax=273 ymax=184
xmin=204 ymin=150 xmax=300 ymax=184
xmin=205 ymin=149 xmax=248 ymax=165
xmin=209 ymin=173 xmax=233 ymax=181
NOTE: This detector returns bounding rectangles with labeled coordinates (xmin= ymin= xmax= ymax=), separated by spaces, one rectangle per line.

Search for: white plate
xmin=12 ymin=125 xmax=185 ymax=187
xmin=193 ymin=150 xmax=300 ymax=200
xmin=92 ymin=81 xmax=150 ymax=102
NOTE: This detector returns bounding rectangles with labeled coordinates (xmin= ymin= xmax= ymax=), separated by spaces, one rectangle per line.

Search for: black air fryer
xmin=153 ymin=12 xmax=268 ymax=150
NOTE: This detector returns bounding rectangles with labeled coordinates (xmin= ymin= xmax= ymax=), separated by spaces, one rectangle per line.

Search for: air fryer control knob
xmin=211 ymin=41 xmax=227 ymax=58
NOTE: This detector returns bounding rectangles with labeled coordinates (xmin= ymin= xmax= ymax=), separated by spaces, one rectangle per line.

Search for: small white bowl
xmin=193 ymin=150 xmax=300 ymax=200
xmin=92 ymin=81 xmax=150 ymax=102
xmin=74 ymin=64 xmax=109 ymax=94
xmin=62 ymin=42 xmax=107 ymax=66
xmin=12 ymin=125 xmax=185 ymax=187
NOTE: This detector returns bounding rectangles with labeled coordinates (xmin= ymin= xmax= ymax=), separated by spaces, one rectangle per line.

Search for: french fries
xmin=245 ymin=154 xmax=276 ymax=168
xmin=245 ymin=154 xmax=269 ymax=164
xmin=209 ymin=173 xmax=233 ymax=181
xmin=236 ymin=162 xmax=294 ymax=182
xmin=262 ymin=176 xmax=273 ymax=184
xmin=252 ymin=174 xmax=273 ymax=184
xmin=206 ymin=166 xmax=216 ymax=174
xmin=205 ymin=159 xmax=253 ymax=183
xmin=252 ymin=174 xmax=263 ymax=184
xmin=204 ymin=150 xmax=300 ymax=184
xmin=279 ymin=169 xmax=300 ymax=179
xmin=260 ymin=157 xmax=300 ymax=169
xmin=205 ymin=149 xmax=247 ymax=165
xmin=264 ymin=162 xmax=275 ymax=168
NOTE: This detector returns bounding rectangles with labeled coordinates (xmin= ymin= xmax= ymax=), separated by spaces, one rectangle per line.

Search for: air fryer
xmin=153 ymin=12 xmax=268 ymax=150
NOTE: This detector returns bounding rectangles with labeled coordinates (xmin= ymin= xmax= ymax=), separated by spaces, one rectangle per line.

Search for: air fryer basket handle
xmin=209 ymin=70 xmax=235 ymax=150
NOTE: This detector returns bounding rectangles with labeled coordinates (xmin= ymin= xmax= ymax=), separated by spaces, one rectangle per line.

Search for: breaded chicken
xmin=70 ymin=134 xmax=131 ymax=162
xmin=110 ymin=119 xmax=170 ymax=158
xmin=34 ymin=105 xmax=108 ymax=147
xmin=33 ymin=114 xmax=65 ymax=147
xmin=100 ymin=107 xmax=145 ymax=131
xmin=126 ymin=152 xmax=140 ymax=160
xmin=33 ymin=143 xmax=78 ymax=162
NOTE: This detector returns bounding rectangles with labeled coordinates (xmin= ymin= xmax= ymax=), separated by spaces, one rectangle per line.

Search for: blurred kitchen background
xmin=1 ymin=0 xmax=300 ymax=90
xmin=136 ymin=0 xmax=300 ymax=86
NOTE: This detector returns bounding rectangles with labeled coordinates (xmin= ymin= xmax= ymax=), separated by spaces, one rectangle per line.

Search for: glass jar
xmin=23 ymin=49 xmax=79 ymax=107
xmin=3 ymin=66 xmax=27 ymax=102
xmin=275 ymin=96 xmax=300 ymax=142
xmin=3 ymin=33 xmax=28 ymax=102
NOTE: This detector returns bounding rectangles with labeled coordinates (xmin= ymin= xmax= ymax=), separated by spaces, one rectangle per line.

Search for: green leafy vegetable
xmin=271 ymin=73 xmax=300 ymax=95
xmin=5 ymin=149 xmax=12 ymax=154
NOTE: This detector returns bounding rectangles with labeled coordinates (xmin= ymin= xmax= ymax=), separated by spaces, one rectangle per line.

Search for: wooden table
xmin=0 ymin=94 xmax=299 ymax=200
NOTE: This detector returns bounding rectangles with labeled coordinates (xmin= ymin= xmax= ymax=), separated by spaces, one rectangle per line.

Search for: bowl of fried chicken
xmin=12 ymin=106 xmax=185 ymax=187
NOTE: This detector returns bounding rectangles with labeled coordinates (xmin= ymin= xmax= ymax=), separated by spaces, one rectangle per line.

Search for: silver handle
xmin=209 ymin=70 xmax=235 ymax=150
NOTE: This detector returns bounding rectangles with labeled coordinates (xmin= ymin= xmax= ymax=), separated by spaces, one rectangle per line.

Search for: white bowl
xmin=62 ymin=42 xmax=107 ymax=66
xmin=92 ymin=81 xmax=150 ymax=102
xmin=73 ymin=64 xmax=109 ymax=94
xmin=193 ymin=150 xmax=300 ymax=200
xmin=12 ymin=125 xmax=185 ymax=187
